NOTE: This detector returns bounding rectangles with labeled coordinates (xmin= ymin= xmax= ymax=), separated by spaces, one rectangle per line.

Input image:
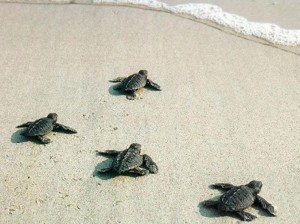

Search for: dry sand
xmin=0 ymin=2 xmax=299 ymax=224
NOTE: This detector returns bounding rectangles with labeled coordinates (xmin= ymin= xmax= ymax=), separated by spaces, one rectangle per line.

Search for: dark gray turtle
xmin=96 ymin=143 xmax=158 ymax=176
xmin=110 ymin=70 xmax=161 ymax=100
xmin=16 ymin=113 xmax=77 ymax=144
xmin=203 ymin=180 xmax=277 ymax=221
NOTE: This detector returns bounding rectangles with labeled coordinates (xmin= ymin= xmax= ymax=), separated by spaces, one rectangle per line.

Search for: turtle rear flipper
xmin=256 ymin=195 xmax=277 ymax=216
xmin=236 ymin=211 xmax=257 ymax=221
xmin=54 ymin=123 xmax=77 ymax=133
xmin=109 ymin=77 xmax=127 ymax=83
xmin=16 ymin=121 xmax=33 ymax=128
xmin=143 ymin=154 xmax=158 ymax=174
xmin=146 ymin=79 xmax=161 ymax=90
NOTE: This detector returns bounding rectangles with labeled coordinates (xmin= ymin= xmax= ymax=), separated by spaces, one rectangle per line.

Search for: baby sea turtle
xmin=203 ymin=180 xmax=277 ymax=221
xmin=96 ymin=143 xmax=158 ymax=175
xmin=110 ymin=70 xmax=161 ymax=100
xmin=16 ymin=113 xmax=77 ymax=144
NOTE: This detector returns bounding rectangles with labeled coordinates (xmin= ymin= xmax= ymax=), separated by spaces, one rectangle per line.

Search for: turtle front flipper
xmin=54 ymin=123 xmax=77 ymax=133
xmin=131 ymin=167 xmax=149 ymax=176
xmin=146 ymin=79 xmax=161 ymax=90
xmin=16 ymin=121 xmax=33 ymax=128
xmin=255 ymin=195 xmax=277 ymax=216
xmin=143 ymin=154 xmax=158 ymax=174
xmin=210 ymin=183 xmax=236 ymax=190
xmin=109 ymin=77 xmax=127 ymax=83
xmin=37 ymin=136 xmax=51 ymax=144
xmin=236 ymin=211 xmax=257 ymax=221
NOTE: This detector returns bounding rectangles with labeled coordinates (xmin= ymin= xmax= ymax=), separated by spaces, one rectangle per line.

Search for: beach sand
xmin=0 ymin=2 xmax=299 ymax=223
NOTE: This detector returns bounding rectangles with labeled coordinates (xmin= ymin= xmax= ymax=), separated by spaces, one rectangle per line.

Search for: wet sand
xmin=0 ymin=2 xmax=299 ymax=224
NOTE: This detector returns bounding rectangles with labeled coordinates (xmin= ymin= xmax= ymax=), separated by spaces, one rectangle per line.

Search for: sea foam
xmin=94 ymin=0 xmax=300 ymax=46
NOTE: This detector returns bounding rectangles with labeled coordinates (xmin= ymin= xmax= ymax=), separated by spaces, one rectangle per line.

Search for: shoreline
xmin=0 ymin=0 xmax=300 ymax=49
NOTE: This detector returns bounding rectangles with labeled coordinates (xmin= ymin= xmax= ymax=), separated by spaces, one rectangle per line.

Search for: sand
xmin=0 ymin=2 xmax=299 ymax=224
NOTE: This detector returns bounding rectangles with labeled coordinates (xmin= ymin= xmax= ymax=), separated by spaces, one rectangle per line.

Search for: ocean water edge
xmin=2 ymin=0 xmax=300 ymax=46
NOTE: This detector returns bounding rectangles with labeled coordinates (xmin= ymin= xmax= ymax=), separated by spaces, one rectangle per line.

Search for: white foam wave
xmin=94 ymin=0 xmax=300 ymax=46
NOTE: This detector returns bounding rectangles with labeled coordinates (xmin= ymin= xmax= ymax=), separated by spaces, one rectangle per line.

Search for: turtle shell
xmin=218 ymin=186 xmax=256 ymax=211
xmin=112 ymin=147 xmax=143 ymax=174
xmin=121 ymin=72 xmax=147 ymax=91
xmin=24 ymin=118 xmax=54 ymax=136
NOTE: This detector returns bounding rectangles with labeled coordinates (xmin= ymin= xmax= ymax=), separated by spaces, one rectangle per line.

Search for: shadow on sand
xmin=108 ymin=83 xmax=161 ymax=98
xmin=93 ymin=161 xmax=144 ymax=180
xmin=11 ymin=129 xmax=34 ymax=144
xmin=108 ymin=84 xmax=126 ymax=97
xmin=11 ymin=129 xmax=52 ymax=145
xmin=93 ymin=161 xmax=117 ymax=180
xmin=198 ymin=200 xmax=247 ymax=221
xmin=198 ymin=196 xmax=226 ymax=219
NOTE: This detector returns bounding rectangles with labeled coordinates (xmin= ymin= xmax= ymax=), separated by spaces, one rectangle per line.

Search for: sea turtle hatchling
xmin=109 ymin=70 xmax=161 ymax=100
xmin=16 ymin=113 xmax=77 ymax=144
xmin=203 ymin=180 xmax=277 ymax=221
xmin=96 ymin=143 xmax=158 ymax=176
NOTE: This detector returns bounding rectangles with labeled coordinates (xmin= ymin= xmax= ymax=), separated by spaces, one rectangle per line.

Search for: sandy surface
xmin=0 ymin=2 xmax=299 ymax=224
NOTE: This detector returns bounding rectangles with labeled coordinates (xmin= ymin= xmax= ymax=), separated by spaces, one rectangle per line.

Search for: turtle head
xmin=129 ymin=143 xmax=141 ymax=153
xmin=247 ymin=180 xmax=262 ymax=194
xmin=47 ymin=113 xmax=58 ymax=123
xmin=138 ymin=70 xmax=148 ymax=77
